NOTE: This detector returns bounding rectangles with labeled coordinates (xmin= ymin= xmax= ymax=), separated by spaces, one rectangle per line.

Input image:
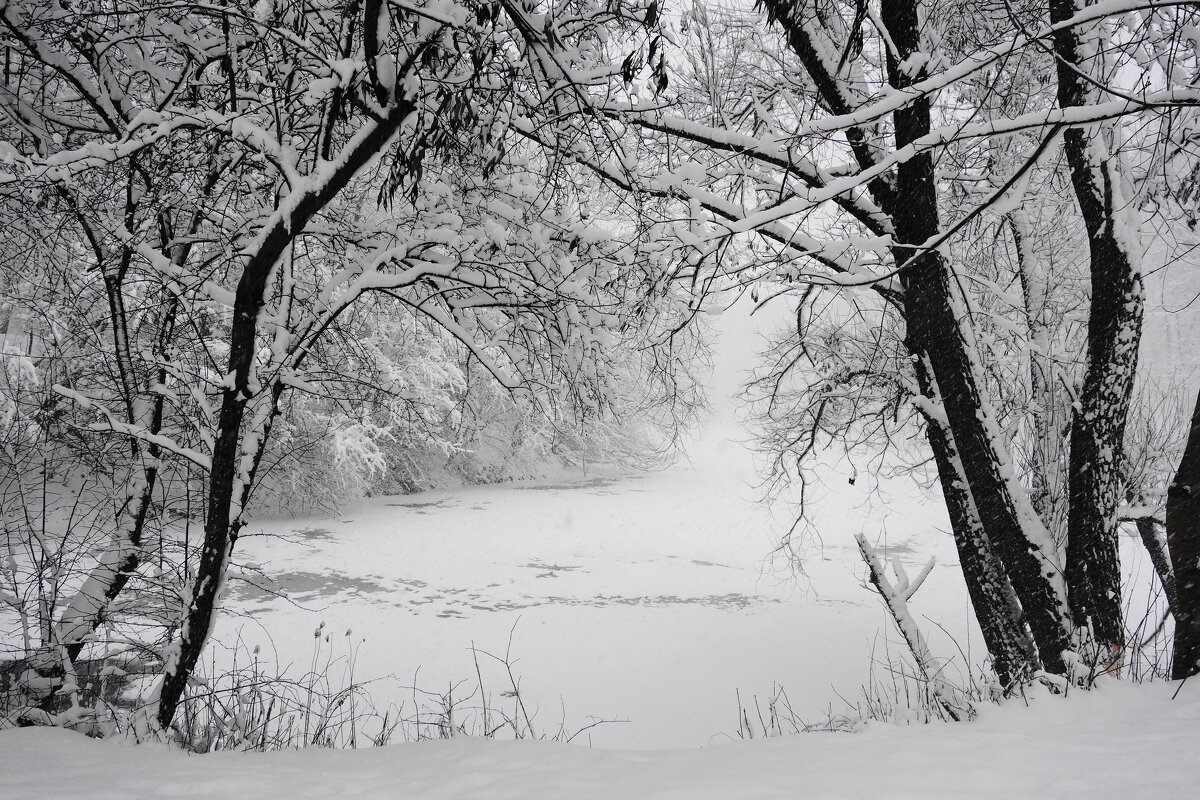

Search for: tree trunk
xmin=882 ymin=0 xmax=1072 ymax=675
xmin=1050 ymin=0 xmax=1144 ymax=655
xmin=1168 ymin=390 xmax=1200 ymax=679
xmin=1135 ymin=517 xmax=1176 ymax=614
xmin=917 ymin=370 xmax=1038 ymax=687
xmin=154 ymin=320 xmax=257 ymax=733
xmin=154 ymin=100 xmax=414 ymax=732
xmin=57 ymin=257 xmax=176 ymax=664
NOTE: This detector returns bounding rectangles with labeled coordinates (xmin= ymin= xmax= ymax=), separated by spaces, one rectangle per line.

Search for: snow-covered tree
xmin=549 ymin=0 xmax=1199 ymax=684
xmin=0 ymin=0 xmax=698 ymax=731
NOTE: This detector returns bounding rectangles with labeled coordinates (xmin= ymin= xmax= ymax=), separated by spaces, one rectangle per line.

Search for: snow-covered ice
xmin=192 ymin=418 xmax=975 ymax=751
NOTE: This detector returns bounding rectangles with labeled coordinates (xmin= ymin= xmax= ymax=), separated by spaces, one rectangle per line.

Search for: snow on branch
xmin=732 ymin=88 xmax=1200 ymax=236
xmin=771 ymin=0 xmax=1194 ymax=141
xmin=51 ymin=385 xmax=213 ymax=470
xmin=856 ymin=534 xmax=974 ymax=722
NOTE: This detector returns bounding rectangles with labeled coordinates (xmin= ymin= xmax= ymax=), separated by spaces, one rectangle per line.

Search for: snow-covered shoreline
xmin=3 ymin=679 xmax=1196 ymax=800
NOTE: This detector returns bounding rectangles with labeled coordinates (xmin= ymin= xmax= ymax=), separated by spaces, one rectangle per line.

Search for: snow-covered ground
xmin=3 ymin=301 xmax=1196 ymax=796
xmin=4 ymin=679 xmax=1198 ymax=798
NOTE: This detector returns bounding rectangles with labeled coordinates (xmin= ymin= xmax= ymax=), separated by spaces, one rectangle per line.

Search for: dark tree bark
xmin=1134 ymin=517 xmax=1177 ymax=614
xmin=755 ymin=0 xmax=1072 ymax=677
xmin=1050 ymin=0 xmax=1145 ymax=654
xmin=918 ymin=372 xmax=1038 ymax=687
xmin=1168 ymin=390 xmax=1200 ymax=679
xmin=155 ymin=98 xmax=415 ymax=731
xmin=881 ymin=0 xmax=1072 ymax=675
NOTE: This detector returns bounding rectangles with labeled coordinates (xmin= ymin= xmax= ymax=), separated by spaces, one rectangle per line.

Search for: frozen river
xmin=227 ymin=422 xmax=974 ymax=750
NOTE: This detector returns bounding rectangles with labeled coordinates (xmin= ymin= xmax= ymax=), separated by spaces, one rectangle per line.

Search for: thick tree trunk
xmin=903 ymin=269 xmax=1072 ymax=672
xmin=1167 ymin=390 xmax=1200 ymax=679
xmin=917 ymin=368 xmax=1038 ymax=687
xmin=1050 ymin=0 xmax=1144 ymax=655
xmin=1059 ymin=156 xmax=1140 ymax=651
xmin=882 ymin=0 xmax=1072 ymax=675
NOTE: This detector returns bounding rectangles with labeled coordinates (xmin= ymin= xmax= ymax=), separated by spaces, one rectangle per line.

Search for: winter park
xmin=2 ymin=0 xmax=1200 ymax=797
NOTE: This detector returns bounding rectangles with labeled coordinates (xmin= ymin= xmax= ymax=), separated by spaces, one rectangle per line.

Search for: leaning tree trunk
xmin=1167 ymin=389 xmax=1200 ymax=679
xmin=154 ymin=100 xmax=415 ymax=731
xmin=882 ymin=0 xmax=1072 ymax=676
xmin=56 ymin=156 xmax=227 ymax=668
xmin=1135 ymin=517 xmax=1177 ymax=614
xmin=917 ymin=365 xmax=1038 ymax=687
xmin=57 ymin=249 xmax=179 ymax=664
xmin=153 ymin=271 xmax=266 ymax=733
xmin=857 ymin=536 xmax=973 ymax=720
xmin=1050 ymin=0 xmax=1145 ymax=656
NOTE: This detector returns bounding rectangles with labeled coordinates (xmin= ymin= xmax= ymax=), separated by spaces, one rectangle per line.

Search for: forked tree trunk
xmin=1050 ymin=0 xmax=1144 ymax=654
xmin=857 ymin=535 xmax=973 ymax=720
xmin=1167 ymin=390 xmax=1200 ymax=679
xmin=882 ymin=0 xmax=1072 ymax=675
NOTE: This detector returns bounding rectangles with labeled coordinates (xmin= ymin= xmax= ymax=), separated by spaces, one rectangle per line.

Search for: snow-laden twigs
xmin=51 ymin=386 xmax=213 ymax=470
